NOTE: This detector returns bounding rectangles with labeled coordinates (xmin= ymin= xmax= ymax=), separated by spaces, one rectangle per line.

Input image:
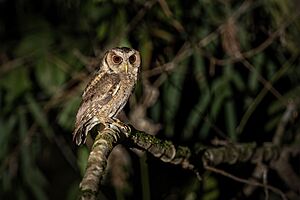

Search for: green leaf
xmin=239 ymin=22 xmax=251 ymax=50
xmin=58 ymin=96 xmax=81 ymax=130
xmin=26 ymin=95 xmax=54 ymax=140
xmin=19 ymin=107 xmax=48 ymax=200
xmin=77 ymin=147 xmax=89 ymax=176
xmin=14 ymin=23 xmax=53 ymax=57
xmin=224 ymin=64 xmax=245 ymax=91
xmin=231 ymin=71 xmax=245 ymax=91
xmin=152 ymin=28 xmax=174 ymax=42
xmin=193 ymin=54 xmax=209 ymax=90
xmin=225 ymin=100 xmax=237 ymax=140
xmin=28 ymin=169 xmax=48 ymax=200
xmin=150 ymin=101 xmax=161 ymax=123
xmin=202 ymin=174 xmax=219 ymax=200
xmin=266 ymin=61 xmax=276 ymax=79
xmin=96 ymin=22 xmax=109 ymax=41
xmin=66 ymin=182 xmax=81 ymax=200
xmin=211 ymin=77 xmax=229 ymax=94
xmin=249 ymin=54 xmax=264 ymax=92
xmin=0 ymin=68 xmax=31 ymax=106
xmin=16 ymin=187 xmax=28 ymax=200
xmin=199 ymin=121 xmax=211 ymax=139
xmin=183 ymin=89 xmax=210 ymax=140
xmin=268 ymin=86 xmax=300 ymax=115
xmin=265 ymin=114 xmax=281 ymax=132
xmin=0 ymin=115 xmax=17 ymax=161
xmin=139 ymin=30 xmax=153 ymax=71
xmin=210 ymin=77 xmax=231 ymax=120
xmin=35 ymin=56 xmax=67 ymax=95
xmin=163 ymin=62 xmax=187 ymax=137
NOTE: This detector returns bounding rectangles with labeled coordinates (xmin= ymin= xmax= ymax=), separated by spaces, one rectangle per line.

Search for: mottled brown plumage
xmin=73 ymin=47 xmax=141 ymax=145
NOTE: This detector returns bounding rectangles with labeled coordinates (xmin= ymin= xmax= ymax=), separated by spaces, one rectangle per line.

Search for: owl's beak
xmin=124 ymin=63 xmax=128 ymax=73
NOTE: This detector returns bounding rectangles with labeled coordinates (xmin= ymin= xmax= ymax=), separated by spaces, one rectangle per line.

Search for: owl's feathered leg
xmin=74 ymin=116 xmax=111 ymax=145
xmin=74 ymin=116 xmax=130 ymax=145
xmin=73 ymin=117 xmax=99 ymax=145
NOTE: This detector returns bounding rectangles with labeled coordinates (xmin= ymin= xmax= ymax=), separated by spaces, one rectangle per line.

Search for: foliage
xmin=0 ymin=0 xmax=299 ymax=199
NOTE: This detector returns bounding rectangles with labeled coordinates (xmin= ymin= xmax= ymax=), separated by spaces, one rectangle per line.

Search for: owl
xmin=73 ymin=47 xmax=141 ymax=145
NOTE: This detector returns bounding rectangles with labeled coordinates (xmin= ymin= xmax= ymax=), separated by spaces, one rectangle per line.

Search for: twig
xmin=158 ymin=0 xmax=186 ymax=34
xmin=105 ymin=0 xmax=157 ymax=49
xmin=198 ymin=0 xmax=254 ymax=48
xmin=273 ymin=101 xmax=297 ymax=145
xmin=262 ymin=166 xmax=269 ymax=200
xmin=271 ymin=147 xmax=300 ymax=194
xmin=213 ymin=12 xmax=300 ymax=66
xmin=204 ymin=165 xmax=287 ymax=200
xmin=241 ymin=58 xmax=284 ymax=102
xmin=236 ymin=54 xmax=298 ymax=134
xmin=243 ymin=163 xmax=268 ymax=197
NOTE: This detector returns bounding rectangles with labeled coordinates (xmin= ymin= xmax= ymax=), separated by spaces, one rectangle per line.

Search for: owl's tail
xmin=73 ymin=117 xmax=101 ymax=145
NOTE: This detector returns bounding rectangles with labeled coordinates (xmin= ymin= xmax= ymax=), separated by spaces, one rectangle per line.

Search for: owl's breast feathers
xmin=73 ymin=72 xmax=136 ymax=145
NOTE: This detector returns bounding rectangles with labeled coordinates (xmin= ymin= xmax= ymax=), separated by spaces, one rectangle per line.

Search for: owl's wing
xmin=82 ymin=72 xmax=120 ymax=103
xmin=73 ymin=72 xmax=121 ymax=145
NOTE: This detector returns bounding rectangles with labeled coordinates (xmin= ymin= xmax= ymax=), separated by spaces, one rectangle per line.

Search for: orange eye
xmin=129 ymin=55 xmax=136 ymax=64
xmin=112 ymin=55 xmax=122 ymax=64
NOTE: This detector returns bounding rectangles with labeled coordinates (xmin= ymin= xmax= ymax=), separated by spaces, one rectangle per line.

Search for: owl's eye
xmin=112 ymin=55 xmax=122 ymax=64
xmin=129 ymin=55 xmax=136 ymax=64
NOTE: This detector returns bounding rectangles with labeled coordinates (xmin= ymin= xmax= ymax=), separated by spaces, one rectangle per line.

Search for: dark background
xmin=0 ymin=0 xmax=300 ymax=199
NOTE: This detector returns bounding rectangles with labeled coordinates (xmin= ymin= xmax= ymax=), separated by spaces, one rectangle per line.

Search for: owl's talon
xmin=110 ymin=119 xmax=130 ymax=133
xmin=121 ymin=124 xmax=131 ymax=133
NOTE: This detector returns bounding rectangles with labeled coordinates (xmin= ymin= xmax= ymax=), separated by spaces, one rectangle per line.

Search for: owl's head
xmin=103 ymin=47 xmax=141 ymax=76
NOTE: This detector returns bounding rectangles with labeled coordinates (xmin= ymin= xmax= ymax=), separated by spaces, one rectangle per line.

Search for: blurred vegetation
xmin=0 ymin=0 xmax=300 ymax=199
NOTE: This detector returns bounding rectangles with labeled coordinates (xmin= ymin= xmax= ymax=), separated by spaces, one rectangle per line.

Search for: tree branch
xmin=79 ymin=127 xmax=126 ymax=200
xmin=79 ymin=125 xmax=298 ymax=199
